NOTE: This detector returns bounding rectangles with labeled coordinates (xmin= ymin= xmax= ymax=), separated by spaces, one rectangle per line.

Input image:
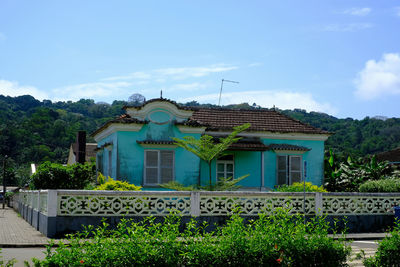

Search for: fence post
xmin=37 ymin=191 xmax=40 ymax=211
xmin=315 ymin=192 xmax=323 ymax=216
xmin=47 ymin=190 xmax=58 ymax=217
xmin=190 ymin=192 xmax=200 ymax=216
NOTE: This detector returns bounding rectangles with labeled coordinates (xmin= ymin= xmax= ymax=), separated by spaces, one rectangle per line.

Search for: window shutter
xmin=160 ymin=151 xmax=173 ymax=183
xmin=145 ymin=151 xmax=159 ymax=184
xmin=277 ymin=155 xmax=287 ymax=185
xmin=290 ymin=156 xmax=301 ymax=184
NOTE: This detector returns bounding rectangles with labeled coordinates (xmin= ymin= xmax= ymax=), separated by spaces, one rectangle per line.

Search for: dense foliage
xmin=32 ymin=209 xmax=350 ymax=267
xmin=324 ymin=151 xmax=395 ymax=192
xmin=2 ymin=94 xmax=400 ymax=187
xmin=364 ymin=224 xmax=400 ymax=266
xmin=359 ymin=178 xmax=400 ymax=193
xmin=94 ymin=175 xmax=141 ymax=191
xmin=276 ymin=182 xmax=327 ymax=192
xmin=30 ymin=161 xmax=96 ymax=189
xmin=282 ymin=109 xmax=400 ymax=158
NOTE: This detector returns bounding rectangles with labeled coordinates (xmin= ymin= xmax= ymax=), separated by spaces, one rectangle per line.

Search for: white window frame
xmin=144 ymin=150 xmax=175 ymax=186
xmin=216 ymin=155 xmax=234 ymax=180
xmin=276 ymin=155 xmax=302 ymax=185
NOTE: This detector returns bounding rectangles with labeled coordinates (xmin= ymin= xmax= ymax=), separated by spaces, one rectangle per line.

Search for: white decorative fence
xmin=15 ymin=190 xmax=400 ymax=217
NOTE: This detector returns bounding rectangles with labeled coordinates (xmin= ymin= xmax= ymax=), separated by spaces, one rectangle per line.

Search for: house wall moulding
xmin=125 ymin=101 xmax=194 ymax=123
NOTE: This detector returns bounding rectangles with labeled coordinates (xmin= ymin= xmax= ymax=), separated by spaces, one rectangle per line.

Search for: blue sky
xmin=1 ymin=1 xmax=400 ymax=119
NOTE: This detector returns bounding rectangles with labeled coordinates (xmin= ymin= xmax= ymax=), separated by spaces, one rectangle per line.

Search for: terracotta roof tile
xmin=92 ymin=99 xmax=330 ymax=136
xmin=185 ymin=108 xmax=329 ymax=134
xmin=268 ymin=144 xmax=311 ymax=151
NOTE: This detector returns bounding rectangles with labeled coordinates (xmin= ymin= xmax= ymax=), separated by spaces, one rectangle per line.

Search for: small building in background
xmin=67 ymin=131 xmax=97 ymax=164
xmin=376 ymin=147 xmax=400 ymax=165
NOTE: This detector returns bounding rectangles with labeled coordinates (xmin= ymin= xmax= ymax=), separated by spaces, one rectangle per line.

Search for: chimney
xmin=76 ymin=131 xmax=86 ymax=164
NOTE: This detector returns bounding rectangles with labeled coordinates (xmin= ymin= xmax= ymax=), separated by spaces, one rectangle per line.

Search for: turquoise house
xmin=92 ymin=98 xmax=330 ymax=190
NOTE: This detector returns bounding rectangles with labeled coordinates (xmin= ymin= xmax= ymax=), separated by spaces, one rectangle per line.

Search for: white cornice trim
xmin=177 ymin=125 xmax=206 ymax=134
xmin=205 ymin=131 xmax=330 ymax=141
xmin=93 ymin=124 xmax=144 ymax=142
xmin=125 ymin=101 xmax=193 ymax=123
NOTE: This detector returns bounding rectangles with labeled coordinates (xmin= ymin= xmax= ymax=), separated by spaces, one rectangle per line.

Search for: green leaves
xmin=32 ymin=209 xmax=351 ymax=266
xmin=30 ymin=161 xmax=96 ymax=189
xmin=172 ymin=123 xmax=250 ymax=189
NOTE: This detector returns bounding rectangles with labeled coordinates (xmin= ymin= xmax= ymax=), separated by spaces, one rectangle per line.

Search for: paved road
xmin=348 ymin=240 xmax=378 ymax=267
xmin=1 ymin=247 xmax=47 ymax=267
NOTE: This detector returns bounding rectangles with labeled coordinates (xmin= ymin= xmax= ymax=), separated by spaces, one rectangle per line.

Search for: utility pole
xmin=2 ymin=155 xmax=7 ymax=209
xmin=218 ymin=79 xmax=239 ymax=106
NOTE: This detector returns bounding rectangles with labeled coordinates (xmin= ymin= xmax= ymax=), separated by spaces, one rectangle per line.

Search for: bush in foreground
xmin=364 ymin=224 xmax=400 ymax=266
xmin=32 ymin=209 xmax=350 ymax=266
xmin=359 ymin=178 xmax=400 ymax=192
xmin=276 ymin=182 xmax=327 ymax=192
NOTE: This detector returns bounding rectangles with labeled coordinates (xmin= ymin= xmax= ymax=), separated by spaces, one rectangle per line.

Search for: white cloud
xmin=51 ymin=81 xmax=132 ymax=101
xmin=354 ymin=53 xmax=400 ymax=100
xmin=342 ymin=7 xmax=371 ymax=16
xmin=322 ymin=23 xmax=372 ymax=32
xmin=0 ymin=80 xmax=48 ymax=100
xmin=155 ymin=65 xmax=238 ymax=80
xmin=102 ymin=71 xmax=151 ymax=81
xmin=101 ymin=64 xmax=238 ymax=82
xmin=178 ymin=90 xmax=337 ymax=115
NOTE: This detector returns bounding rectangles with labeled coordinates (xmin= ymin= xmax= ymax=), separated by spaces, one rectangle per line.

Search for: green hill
xmin=1 ymin=95 xmax=400 ymax=167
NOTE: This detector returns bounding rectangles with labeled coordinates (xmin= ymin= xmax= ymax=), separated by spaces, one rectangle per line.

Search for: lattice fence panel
xmin=322 ymin=196 xmax=400 ymax=215
xmin=200 ymin=195 xmax=315 ymax=216
xmin=58 ymin=194 xmax=191 ymax=216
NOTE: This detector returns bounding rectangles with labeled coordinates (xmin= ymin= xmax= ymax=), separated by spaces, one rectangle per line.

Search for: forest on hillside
xmin=1 ymin=94 xmax=400 ymax=185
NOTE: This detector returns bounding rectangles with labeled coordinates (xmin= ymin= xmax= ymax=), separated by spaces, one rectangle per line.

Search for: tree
xmin=128 ymin=93 xmax=146 ymax=106
xmin=172 ymin=123 xmax=250 ymax=189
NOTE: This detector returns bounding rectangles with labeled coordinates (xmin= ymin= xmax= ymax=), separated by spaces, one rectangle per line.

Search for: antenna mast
xmin=218 ymin=79 xmax=239 ymax=106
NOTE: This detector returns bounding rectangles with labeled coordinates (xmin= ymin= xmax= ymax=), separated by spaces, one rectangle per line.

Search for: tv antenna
xmin=218 ymin=79 xmax=239 ymax=106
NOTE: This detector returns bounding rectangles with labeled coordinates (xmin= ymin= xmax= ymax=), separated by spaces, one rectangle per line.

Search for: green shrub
xmin=32 ymin=209 xmax=350 ymax=266
xmin=276 ymin=182 xmax=327 ymax=192
xmin=359 ymin=178 xmax=400 ymax=192
xmin=30 ymin=161 xmax=96 ymax=189
xmin=364 ymin=225 xmax=400 ymax=266
xmin=94 ymin=177 xmax=141 ymax=191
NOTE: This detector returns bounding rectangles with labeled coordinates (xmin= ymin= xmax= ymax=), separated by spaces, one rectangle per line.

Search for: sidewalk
xmin=0 ymin=207 xmax=50 ymax=247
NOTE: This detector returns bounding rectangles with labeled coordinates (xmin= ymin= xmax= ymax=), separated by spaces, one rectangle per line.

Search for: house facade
xmin=92 ymin=98 xmax=330 ymax=190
